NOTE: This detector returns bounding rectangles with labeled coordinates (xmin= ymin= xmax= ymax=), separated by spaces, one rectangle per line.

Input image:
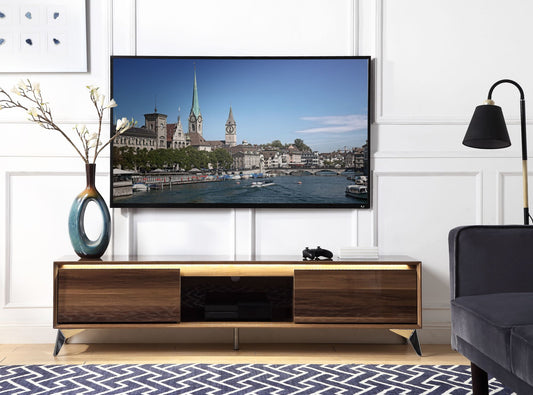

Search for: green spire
xmin=191 ymin=67 xmax=201 ymax=117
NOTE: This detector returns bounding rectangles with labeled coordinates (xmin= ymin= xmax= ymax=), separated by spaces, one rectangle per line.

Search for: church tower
xmin=225 ymin=106 xmax=237 ymax=147
xmin=144 ymin=106 xmax=168 ymax=149
xmin=188 ymin=68 xmax=203 ymax=136
xmin=172 ymin=109 xmax=186 ymax=149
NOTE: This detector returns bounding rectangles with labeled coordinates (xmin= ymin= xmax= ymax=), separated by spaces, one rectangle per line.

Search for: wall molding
xmin=496 ymin=170 xmax=533 ymax=224
xmin=373 ymin=0 xmax=528 ymax=126
xmin=351 ymin=0 xmax=358 ymax=55
xmin=3 ymin=170 xmax=109 ymax=309
xmin=3 ymin=303 xmax=51 ymax=309
xmin=0 ymin=119 xmax=108 ymax=125
xmin=111 ymin=0 xmax=136 ymax=56
xmin=372 ymin=170 xmax=483 ymax=245
xmin=373 ymin=151 xmax=529 ymax=159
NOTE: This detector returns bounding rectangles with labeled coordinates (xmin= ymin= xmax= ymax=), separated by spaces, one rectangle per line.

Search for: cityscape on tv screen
xmin=111 ymin=57 xmax=370 ymax=208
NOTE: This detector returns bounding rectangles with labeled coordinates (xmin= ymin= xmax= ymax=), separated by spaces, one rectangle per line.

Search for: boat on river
xmin=132 ymin=183 xmax=148 ymax=192
xmin=251 ymin=180 xmax=275 ymax=188
xmin=345 ymin=184 xmax=368 ymax=199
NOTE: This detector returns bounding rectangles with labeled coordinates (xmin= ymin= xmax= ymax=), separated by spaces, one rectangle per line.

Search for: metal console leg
xmin=233 ymin=328 xmax=239 ymax=350
xmin=390 ymin=329 xmax=422 ymax=356
xmin=53 ymin=329 xmax=85 ymax=356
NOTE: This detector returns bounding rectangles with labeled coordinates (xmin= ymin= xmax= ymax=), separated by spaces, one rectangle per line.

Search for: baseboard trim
xmin=0 ymin=325 xmax=57 ymax=344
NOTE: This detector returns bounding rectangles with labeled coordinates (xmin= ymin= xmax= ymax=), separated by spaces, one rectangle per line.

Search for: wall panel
xmin=133 ymin=209 xmax=236 ymax=256
xmin=6 ymin=170 xmax=109 ymax=308
xmin=255 ymin=209 xmax=358 ymax=256
xmin=131 ymin=0 xmax=363 ymax=261
xmin=0 ymin=0 xmax=112 ymax=124
xmin=377 ymin=0 xmax=533 ymax=124
xmin=376 ymin=171 xmax=480 ymax=308
xmin=136 ymin=0 xmax=355 ymax=56
xmin=500 ymin=172 xmax=533 ymax=225
xmin=0 ymin=0 xmax=113 ymax=338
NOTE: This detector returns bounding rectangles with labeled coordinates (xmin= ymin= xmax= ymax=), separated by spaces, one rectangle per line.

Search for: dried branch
xmin=0 ymin=80 xmax=134 ymax=165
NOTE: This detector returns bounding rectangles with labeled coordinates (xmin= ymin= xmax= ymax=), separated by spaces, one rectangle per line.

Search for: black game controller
xmin=302 ymin=246 xmax=333 ymax=261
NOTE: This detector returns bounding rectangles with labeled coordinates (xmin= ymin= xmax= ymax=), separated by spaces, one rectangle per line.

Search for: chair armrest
xmin=449 ymin=225 xmax=533 ymax=299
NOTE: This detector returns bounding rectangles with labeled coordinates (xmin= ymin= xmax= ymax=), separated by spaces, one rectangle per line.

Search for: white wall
xmin=1 ymin=0 xmax=532 ymax=345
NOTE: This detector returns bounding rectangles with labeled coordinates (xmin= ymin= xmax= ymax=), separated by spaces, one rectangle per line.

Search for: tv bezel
xmin=109 ymin=55 xmax=372 ymax=209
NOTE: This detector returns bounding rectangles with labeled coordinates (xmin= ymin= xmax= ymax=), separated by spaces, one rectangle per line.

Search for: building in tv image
xmin=110 ymin=56 xmax=370 ymax=208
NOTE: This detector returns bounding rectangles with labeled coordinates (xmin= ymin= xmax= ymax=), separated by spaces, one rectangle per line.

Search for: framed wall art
xmin=0 ymin=0 xmax=87 ymax=72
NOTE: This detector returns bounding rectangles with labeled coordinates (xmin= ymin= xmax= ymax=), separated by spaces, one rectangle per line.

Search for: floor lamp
xmin=463 ymin=79 xmax=530 ymax=225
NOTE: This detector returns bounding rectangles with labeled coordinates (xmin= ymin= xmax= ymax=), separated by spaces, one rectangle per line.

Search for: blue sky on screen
xmin=112 ymin=57 xmax=368 ymax=153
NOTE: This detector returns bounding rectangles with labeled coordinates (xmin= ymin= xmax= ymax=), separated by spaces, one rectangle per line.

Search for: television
xmin=110 ymin=56 xmax=371 ymax=209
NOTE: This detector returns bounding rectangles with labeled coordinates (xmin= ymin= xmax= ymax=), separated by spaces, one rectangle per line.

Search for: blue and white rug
xmin=0 ymin=364 xmax=514 ymax=394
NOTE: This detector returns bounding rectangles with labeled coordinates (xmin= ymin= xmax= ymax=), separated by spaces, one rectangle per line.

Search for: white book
xmin=339 ymin=247 xmax=379 ymax=260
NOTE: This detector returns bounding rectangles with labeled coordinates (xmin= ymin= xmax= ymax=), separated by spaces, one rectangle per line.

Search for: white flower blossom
xmin=87 ymin=85 xmax=100 ymax=102
xmin=87 ymin=139 xmax=102 ymax=149
xmin=106 ymin=99 xmax=117 ymax=109
xmin=87 ymin=132 xmax=98 ymax=142
xmin=11 ymin=86 xmax=20 ymax=96
xmin=116 ymin=117 xmax=127 ymax=131
xmin=27 ymin=107 xmax=38 ymax=118
xmin=17 ymin=80 xmax=26 ymax=91
xmin=77 ymin=125 xmax=88 ymax=137
xmin=87 ymin=87 xmax=97 ymax=102
xmin=33 ymin=82 xmax=41 ymax=95
xmin=115 ymin=117 xmax=134 ymax=136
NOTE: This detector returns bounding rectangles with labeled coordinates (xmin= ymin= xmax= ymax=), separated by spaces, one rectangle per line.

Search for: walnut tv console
xmin=53 ymin=256 xmax=422 ymax=356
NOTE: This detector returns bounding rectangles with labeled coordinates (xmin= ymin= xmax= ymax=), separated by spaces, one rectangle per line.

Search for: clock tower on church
xmin=188 ymin=68 xmax=203 ymax=136
xmin=225 ymin=106 xmax=237 ymax=147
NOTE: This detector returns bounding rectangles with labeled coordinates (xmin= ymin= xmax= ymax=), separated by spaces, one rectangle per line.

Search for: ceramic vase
xmin=68 ymin=163 xmax=111 ymax=259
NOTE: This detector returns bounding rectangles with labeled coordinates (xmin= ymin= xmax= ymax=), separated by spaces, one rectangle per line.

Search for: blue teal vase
xmin=68 ymin=163 xmax=111 ymax=259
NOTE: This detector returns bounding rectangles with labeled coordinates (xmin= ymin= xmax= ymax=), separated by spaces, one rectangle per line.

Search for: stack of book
xmin=339 ymin=247 xmax=379 ymax=260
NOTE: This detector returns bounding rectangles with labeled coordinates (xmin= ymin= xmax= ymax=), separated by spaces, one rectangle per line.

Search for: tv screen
xmin=110 ymin=56 xmax=371 ymax=208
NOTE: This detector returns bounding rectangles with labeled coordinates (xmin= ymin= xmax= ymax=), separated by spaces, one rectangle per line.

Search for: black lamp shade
xmin=463 ymin=104 xmax=511 ymax=149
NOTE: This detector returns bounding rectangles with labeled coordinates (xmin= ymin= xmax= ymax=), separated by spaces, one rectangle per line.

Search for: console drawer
xmin=294 ymin=269 xmax=418 ymax=324
xmin=56 ymin=267 xmax=180 ymax=324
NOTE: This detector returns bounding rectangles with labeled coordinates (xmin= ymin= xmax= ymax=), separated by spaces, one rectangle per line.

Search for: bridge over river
xmin=265 ymin=168 xmax=359 ymax=176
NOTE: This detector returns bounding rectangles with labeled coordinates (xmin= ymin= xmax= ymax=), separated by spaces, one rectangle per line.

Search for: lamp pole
xmin=487 ymin=79 xmax=529 ymax=225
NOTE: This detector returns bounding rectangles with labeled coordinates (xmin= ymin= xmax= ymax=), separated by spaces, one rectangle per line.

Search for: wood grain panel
xmin=294 ymin=270 xmax=418 ymax=324
xmin=56 ymin=268 xmax=180 ymax=324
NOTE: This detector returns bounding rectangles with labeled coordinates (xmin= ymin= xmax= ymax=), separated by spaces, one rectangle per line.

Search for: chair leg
xmin=471 ymin=362 xmax=489 ymax=395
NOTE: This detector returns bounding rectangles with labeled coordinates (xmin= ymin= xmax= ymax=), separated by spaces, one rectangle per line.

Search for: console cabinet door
xmin=56 ymin=268 xmax=180 ymax=324
xmin=294 ymin=269 xmax=417 ymax=324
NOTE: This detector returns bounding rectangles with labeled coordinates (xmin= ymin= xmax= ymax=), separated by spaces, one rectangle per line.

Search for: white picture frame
xmin=0 ymin=0 xmax=87 ymax=72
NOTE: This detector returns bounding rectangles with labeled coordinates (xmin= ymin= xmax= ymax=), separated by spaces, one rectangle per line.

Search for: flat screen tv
xmin=110 ymin=56 xmax=371 ymax=209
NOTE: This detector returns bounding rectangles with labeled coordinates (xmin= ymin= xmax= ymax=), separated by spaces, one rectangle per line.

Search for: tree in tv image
xmin=110 ymin=57 xmax=370 ymax=207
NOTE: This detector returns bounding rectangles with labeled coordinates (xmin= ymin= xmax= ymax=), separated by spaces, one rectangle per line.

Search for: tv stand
xmin=53 ymin=256 xmax=422 ymax=356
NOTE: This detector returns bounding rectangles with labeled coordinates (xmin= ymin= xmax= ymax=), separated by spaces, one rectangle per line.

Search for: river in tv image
xmin=115 ymin=174 xmax=368 ymax=206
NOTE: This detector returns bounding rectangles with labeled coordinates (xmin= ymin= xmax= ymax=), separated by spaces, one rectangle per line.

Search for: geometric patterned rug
xmin=0 ymin=364 xmax=515 ymax=394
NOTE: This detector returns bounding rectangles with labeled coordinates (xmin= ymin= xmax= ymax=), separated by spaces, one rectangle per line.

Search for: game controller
xmin=302 ymin=246 xmax=333 ymax=261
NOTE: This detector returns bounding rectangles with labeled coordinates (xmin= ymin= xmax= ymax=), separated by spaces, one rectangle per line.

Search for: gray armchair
xmin=449 ymin=225 xmax=533 ymax=394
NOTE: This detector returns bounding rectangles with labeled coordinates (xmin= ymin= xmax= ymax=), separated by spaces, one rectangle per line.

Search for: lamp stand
xmin=523 ymin=159 xmax=529 ymax=225
xmin=488 ymin=80 xmax=529 ymax=225
xmin=519 ymin=92 xmax=528 ymax=224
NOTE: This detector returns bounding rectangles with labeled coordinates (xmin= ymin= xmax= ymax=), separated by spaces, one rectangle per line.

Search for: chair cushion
xmin=511 ymin=325 xmax=533 ymax=386
xmin=451 ymin=292 xmax=533 ymax=369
